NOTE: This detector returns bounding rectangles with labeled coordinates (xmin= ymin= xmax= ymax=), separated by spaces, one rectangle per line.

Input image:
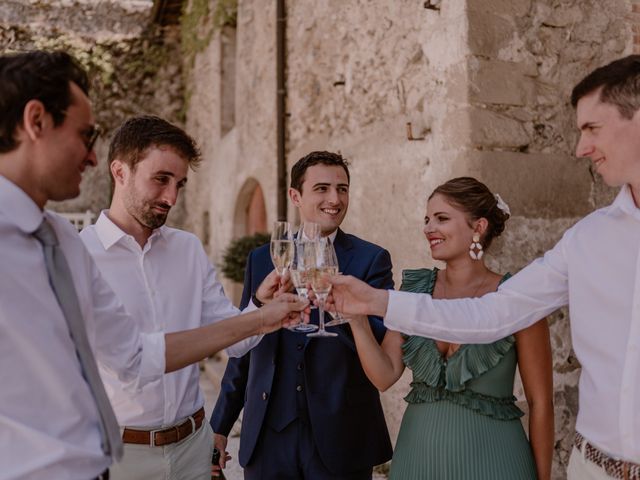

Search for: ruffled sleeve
xmin=399 ymin=268 xmax=437 ymax=294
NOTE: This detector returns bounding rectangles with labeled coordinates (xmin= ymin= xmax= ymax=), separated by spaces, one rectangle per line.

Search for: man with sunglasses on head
xmin=0 ymin=50 xmax=306 ymax=480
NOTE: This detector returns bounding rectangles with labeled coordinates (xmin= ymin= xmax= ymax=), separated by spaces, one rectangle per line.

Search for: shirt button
xmin=262 ymin=392 xmax=269 ymax=400
xmin=296 ymin=385 xmax=303 ymax=392
xmin=297 ymin=363 xmax=303 ymax=371
xmin=296 ymin=344 xmax=303 ymax=351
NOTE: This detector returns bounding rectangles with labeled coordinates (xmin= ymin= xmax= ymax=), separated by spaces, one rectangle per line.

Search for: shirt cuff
xmin=385 ymin=290 xmax=420 ymax=334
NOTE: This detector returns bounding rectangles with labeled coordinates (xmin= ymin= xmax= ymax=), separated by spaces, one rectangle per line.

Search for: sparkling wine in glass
xmin=270 ymin=221 xmax=294 ymax=276
xmin=307 ymin=238 xmax=338 ymax=338
xmin=296 ymin=222 xmax=321 ymax=310
xmin=318 ymin=239 xmax=347 ymax=327
xmin=287 ymin=240 xmax=318 ymax=333
xmin=297 ymin=221 xmax=321 ymax=242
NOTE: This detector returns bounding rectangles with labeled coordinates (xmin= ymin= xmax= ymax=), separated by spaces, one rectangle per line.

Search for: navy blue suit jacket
xmin=210 ymin=229 xmax=394 ymax=474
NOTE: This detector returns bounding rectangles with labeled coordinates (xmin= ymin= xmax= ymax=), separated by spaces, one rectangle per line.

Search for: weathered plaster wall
xmin=0 ymin=0 xmax=185 ymax=222
xmin=183 ymin=0 xmax=280 ymax=299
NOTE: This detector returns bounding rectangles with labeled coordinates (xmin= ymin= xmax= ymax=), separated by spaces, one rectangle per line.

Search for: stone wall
xmin=182 ymin=0 xmax=280 ymax=302
xmin=0 ymin=0 xmax=185 ymax=221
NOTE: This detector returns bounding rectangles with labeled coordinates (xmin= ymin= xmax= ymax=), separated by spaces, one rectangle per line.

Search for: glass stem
xmin=318 ymin=295 xmax=326 ymax=332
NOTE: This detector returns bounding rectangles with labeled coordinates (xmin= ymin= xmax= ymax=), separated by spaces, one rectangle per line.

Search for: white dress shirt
xmin=385 ymin=184 xmax=640 ymax=462
xmin=80 ymin=212 xmax=260 ymax=428
xmin=0 ymin=176 xmax=165 ymax=480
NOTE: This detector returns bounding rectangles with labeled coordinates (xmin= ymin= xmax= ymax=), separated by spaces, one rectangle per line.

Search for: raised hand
xmin=255 ymin=269 xmax=295 ymax=303
xmin=259 ymin=293 xmax=309 ymax=333
xmin=328 ymin=275 xmax=389 ymax=317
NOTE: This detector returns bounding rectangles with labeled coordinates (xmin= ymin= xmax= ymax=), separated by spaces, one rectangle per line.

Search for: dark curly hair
xmin=429 ymin=177 xmax=510 ymax=250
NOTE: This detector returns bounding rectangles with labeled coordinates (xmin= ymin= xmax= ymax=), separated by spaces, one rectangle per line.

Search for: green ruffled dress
xmin=389 ymin=268 xmax=537 ymax=480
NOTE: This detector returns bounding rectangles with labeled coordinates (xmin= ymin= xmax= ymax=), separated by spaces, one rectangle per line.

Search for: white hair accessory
xmin=494 ymin=194 xmax=511 ymax=216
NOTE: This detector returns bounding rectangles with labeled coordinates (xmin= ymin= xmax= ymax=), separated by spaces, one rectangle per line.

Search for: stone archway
xmin=233 ymin=178 xmax=267 ymax=238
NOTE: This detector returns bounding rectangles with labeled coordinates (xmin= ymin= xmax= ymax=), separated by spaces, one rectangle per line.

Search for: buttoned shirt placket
xmin=619 ymin=202 xmax=640 ymax=460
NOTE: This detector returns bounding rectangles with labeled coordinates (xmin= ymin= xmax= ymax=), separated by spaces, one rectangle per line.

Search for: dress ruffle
xmin=399 ymin=268 xmax=523 ymax=421
xmin=404 ymin=383 xmax=524 ymax=420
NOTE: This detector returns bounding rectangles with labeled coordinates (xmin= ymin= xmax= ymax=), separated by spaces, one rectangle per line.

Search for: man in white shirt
xmin=79 ymin=115 xmax=276 ymax=479
xmin=331 ymin=55 xmax=640 ymax=480
xmin=0 ymin=50 xmax=305 ymax=480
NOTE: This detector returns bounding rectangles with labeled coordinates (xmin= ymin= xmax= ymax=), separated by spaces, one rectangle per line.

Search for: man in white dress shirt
xmin=79 ymin=115 xmax=275 ymax=479
xmin=331 ymin=55 xmax=640 ymax=480
xmin=0 ymin=50 xmax=304 ymax=480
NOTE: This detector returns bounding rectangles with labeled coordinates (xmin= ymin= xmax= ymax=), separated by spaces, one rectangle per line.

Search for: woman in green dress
xmin=349 ymin=177 xmax=554 ymax=479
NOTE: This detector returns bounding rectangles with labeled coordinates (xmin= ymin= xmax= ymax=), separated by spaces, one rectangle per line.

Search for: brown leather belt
xmin=575 ymin=432 xmax=640 ymax=480
xmin=122 ymin=407 xmax=205 ymax=447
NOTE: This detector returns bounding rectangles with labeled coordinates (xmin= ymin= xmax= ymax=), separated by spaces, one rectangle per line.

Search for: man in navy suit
xmin=210 ymin=151 xmax=394 ymax=479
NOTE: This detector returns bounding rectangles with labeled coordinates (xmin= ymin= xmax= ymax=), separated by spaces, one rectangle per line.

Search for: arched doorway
xmin=233 ymin=178 xmax=267 ymax=238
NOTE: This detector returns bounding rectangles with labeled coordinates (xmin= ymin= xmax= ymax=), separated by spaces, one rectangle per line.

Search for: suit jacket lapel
xmin=333 ymin=229 xmax=354 ymax=273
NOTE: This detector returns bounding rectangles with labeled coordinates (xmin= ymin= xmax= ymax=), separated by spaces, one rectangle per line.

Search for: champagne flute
xmin=270 ymin=221 xmax=294 ymax=279
xmin=307 ymin=237 xmax=338 ymax=338
xmin=297 ymin=222 xmax=320 ymax=309
xmin=325 ymin=242 xmax=349 ymax=327
xmin=297 ymin=221 xmax=321 ymax=242
xmin=287 ymin=240 xmax=319 ymax=333
xmin=322 ymin=240 xmax=347 ymax=327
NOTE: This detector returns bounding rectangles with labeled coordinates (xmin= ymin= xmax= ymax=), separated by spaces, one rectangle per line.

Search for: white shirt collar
xmin=0 ymin=175 xmax=44 ymax=234
xmin=94 ymin=210 xmax=166 ymax=251
xmin=610 ymin=184 xmax=640 ymax=219
xmin=299 ymin=228 xmax=338 ymax=244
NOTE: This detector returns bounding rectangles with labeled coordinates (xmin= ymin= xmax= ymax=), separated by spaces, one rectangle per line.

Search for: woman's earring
xmin=469 ymin=233 xmax=483 ymax=260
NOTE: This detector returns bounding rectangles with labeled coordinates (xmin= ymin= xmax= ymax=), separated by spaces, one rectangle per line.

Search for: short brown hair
xmin=429 ymin=177 xmax=509 ymax=250
xmin=290 ymin=151 xmax=350 ymax=192
xmin=108 ymin=115 xmax=201 ymax=173
xmin=571 ymin=55 xmax=640 ymax=119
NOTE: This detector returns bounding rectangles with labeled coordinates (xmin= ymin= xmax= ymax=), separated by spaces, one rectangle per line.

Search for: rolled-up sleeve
xmin=200 ymin=253 xmax=263 ymax=358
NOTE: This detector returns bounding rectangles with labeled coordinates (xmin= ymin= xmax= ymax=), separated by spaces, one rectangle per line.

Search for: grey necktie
xmin=33 ymin=219 xmax=123 ymax=460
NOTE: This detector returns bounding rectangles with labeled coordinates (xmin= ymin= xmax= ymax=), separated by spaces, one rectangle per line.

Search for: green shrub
xmin=220 ymin=232 xmax=270 ymax=282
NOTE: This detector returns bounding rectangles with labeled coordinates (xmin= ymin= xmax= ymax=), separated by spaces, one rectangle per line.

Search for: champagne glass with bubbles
xmin=270 ymin=221 xmax=294 ymax=279
xmin=307 ymin=237 xmax=338 ymax=338
xmin=287 ymin=239 xmax=319 ymax=333
xmin=323 ymin=241 xmax=347 ymax=327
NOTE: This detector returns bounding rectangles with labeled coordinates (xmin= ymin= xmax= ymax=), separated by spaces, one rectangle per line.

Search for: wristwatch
xmin=251 ymin=293 xmax=264 ymax=308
